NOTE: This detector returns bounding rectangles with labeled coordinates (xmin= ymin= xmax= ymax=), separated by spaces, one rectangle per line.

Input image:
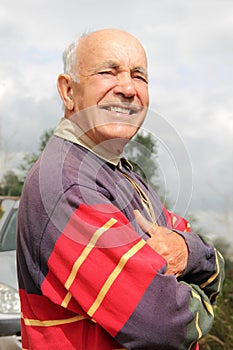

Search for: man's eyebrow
xmin=132 ymin=67 xmax=148 ymax=79
xmin=93 ymin=61 xmax=148 ymax=79
xmin=94 ymin=60 xmax=120 ymax=71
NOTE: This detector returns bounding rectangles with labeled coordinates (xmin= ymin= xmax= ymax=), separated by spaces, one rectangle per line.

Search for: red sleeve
xmin=163 ymin=206 xmax=192 ymax=232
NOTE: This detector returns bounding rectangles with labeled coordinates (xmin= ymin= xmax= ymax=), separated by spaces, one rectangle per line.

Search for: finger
xmin=134 ymin=210 xmax=156 ymax=235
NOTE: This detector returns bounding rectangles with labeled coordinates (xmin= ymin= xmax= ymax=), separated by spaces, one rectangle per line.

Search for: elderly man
xmin=17 ymin=29 xmax=224 ymax=350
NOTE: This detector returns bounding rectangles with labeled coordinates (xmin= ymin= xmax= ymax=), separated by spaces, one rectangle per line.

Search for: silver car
xmin=0 ymin=199 xmax=21 ymax=349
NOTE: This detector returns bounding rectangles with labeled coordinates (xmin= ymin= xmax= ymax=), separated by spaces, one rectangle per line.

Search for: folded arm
xmin=162 ymin=207 xmax=225 ymax=303
xmin=38 ymin=187 xmax=224 ymax=349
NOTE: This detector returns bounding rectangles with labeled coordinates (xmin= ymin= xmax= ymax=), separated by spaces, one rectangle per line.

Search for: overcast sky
xmin=0 ymin=0 xmax=232 ymax=243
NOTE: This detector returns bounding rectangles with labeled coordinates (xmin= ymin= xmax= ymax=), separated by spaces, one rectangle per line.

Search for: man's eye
xmin=98 ymin=71 xmax=114 ymax=76
xmin=133 ymin=74 xmax=148 ymax=83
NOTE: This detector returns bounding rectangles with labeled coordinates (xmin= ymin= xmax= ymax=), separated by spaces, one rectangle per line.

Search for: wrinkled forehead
xmin=77 ymin=30 xmax=148 ymax=72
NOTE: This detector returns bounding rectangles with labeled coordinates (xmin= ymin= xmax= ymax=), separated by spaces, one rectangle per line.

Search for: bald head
xmin=76 ymin=29 xmax=147 ymax=80
xmin=63 ymin=29 xmax=148 ymax=82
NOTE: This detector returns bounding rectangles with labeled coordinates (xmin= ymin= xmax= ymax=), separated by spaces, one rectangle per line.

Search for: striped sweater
xmin=17 ymin=120 xmax=224 ymax=350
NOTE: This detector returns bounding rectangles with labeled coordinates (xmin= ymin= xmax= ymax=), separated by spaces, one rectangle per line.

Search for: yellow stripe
xmin=195 ymin=312 xmax=202 ymax=339
xmin=88 ymin=239 xmax=146 ymax=317
xmin=61 ymin=218 xmax=117 ymax=308
xmin=21 ymin=313 xmax=86 ymax=327
xmin=209 ymin=271 xmax=223 ymax=301
xmin=120 ymin=171 xmax=157 ymax=225
xmin=211 ymin=251 xmax=224 ymax=300
xmin=200 ymin=249 xmax=219 ymax=289
xmin=188 ymin=342 xmax=195 ymax=350
xmin=203 ymin=299 xmax=214 ymax=317
xmin=192 ymin=290 xmax=201 ymax=301
xmin=191 ymin=290 xmax=214 ymax=316
xmin=62 ymin=291 xmax=72 ymax=308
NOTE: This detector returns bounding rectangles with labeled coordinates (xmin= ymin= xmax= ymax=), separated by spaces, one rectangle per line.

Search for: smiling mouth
xmin=99 ymin=104 xmax=140 ymax=115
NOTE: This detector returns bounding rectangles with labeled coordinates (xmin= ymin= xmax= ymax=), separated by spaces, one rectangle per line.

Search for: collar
xmin=54 ymin=117 xmax=123 ymax=166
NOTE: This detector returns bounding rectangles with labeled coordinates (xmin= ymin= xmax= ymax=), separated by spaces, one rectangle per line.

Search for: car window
xmin=0 ymin=209 xmax=18 ymax=251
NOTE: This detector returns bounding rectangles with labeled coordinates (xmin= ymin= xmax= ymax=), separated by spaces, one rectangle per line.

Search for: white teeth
xmin=109 ymin=106 xmax=131 ymax=114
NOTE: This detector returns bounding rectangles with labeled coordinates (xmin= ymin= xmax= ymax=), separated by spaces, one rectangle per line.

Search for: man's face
xmin=68 ymin=30 xmax=149 ymax=153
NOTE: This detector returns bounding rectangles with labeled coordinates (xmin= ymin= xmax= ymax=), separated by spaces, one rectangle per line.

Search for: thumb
xmin=134 ymin=210 xmax=156 ymax=236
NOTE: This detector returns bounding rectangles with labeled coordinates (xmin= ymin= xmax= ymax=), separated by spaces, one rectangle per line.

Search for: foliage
xmin=0 ymin=170 xmax=23 ymax=196
xmin=125 ymin=131 xmax=160 ymax=192
xmin=0 ymin=128 xmax=54 ymax=198
xmin=18 ymin=152 xmax=39 ymax=180
xmin=19 ymin=128 xmax=54 ymax=181
xmin=38 ymin=128 xmax=55 ymax=152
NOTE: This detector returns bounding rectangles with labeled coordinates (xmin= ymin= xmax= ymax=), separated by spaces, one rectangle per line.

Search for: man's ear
xmin=57 ymin=74 xmax=74 ymax=111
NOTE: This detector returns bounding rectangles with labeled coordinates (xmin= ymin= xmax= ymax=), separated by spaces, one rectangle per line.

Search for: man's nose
xmin=113 ymin=73 xmax=136 ymax=98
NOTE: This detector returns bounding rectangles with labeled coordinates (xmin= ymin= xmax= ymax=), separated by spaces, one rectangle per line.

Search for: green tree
xmin=19 ymin=128 xmax=54 ymax=181
xmin=0 ymin=128 xmax=54 ymax=198
xmin=0 ymin=170 xmax=23 ymax=196
xmin=125 ymin=131 xmax=160 ymax=192
xmin=39 ymin=128 xmax=55 ymax=152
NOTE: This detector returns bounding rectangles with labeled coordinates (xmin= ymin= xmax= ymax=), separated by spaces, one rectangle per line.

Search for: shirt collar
xmin=54 ymin=117 xmax=123 ymax=166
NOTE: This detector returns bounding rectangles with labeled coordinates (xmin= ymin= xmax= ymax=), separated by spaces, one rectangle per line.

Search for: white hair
xmin=62 ymin=31 xmax=91 ymax=82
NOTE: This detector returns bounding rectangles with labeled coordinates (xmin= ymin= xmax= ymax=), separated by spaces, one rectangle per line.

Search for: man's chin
xmin=102 ymin=124 xmax=138 ymax=138
xmin=89 ymin=131 xmax=133 ymax=155
xmin=100 ymin=138 xmax=129 ymax=156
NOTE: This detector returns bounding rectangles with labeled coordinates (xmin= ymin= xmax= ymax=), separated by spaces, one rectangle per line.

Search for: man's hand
xmin=134 ymin=210 xmax=188 ymax=277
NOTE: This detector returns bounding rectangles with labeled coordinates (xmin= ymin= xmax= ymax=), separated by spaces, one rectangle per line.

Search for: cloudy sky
xmin=0 ymin=0 xmax=232 ymax=243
